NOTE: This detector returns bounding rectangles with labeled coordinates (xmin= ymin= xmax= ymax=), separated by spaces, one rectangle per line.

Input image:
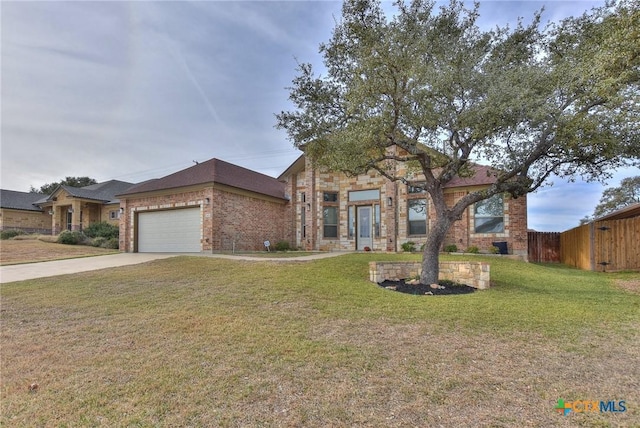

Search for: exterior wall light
xmin=306 ymin=203 xmax=311 ymax=211
xmin=205 ymin=198 xmax=210 ymax=205
xmin=387 ymin=197 xmax=393 ymax=207
xmin=68 ymin=207 xmax=74 ymax=213
xmin=119 ymin=207 xmax=125 ymax=214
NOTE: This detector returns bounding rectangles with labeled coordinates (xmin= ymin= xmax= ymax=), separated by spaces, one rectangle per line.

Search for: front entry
xmin=357 ymin=206 xmax=372 ymax=250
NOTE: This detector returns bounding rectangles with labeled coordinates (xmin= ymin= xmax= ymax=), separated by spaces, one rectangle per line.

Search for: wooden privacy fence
xmin=560 ymin=216 xmax=640 ymax=271
xmin=528 ymin=232 xmax=561 ymax=263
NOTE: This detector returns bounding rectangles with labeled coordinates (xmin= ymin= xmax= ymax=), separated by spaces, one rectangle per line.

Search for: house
xmin=117 ymin=154 xmax=528 ymax=255
xmin=117 ymin=158 xmax=289 ymax=252
xmin=0 ymin=190 xmax=51 ymax=234
xmin=36 ymin=180 xmax=135 ymax=234
xmin=278 ymin=155 xmax=528 ymax=255
xmin=0 ymin=181 xmax=135 ymax=235
xmin=2 ymin=153 xmax=528 ymax=254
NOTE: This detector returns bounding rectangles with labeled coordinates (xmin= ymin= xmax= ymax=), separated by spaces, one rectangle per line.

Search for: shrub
xmin=466 ymin=245 xmax=480 ymax=254
xmin=444 ymin=244 xmax=458 ymax=253
xmin=91 ymin=237 xmax=108 ymax=248
xmin=104 ymin=238 xmax=119 ymax=249
xmin=274 ymin=241 xmax=291 ymax=251
xmin=1 ymin=229 xmax=26 ymax=240
xmin=489 ymin=245 xmax=500 ymax=254
xmin=84 ymin=222 xmax=119 ymax=239
xmin=401 ymin=241 xmax=416 ymax=252
xmin=57 ymin=231 xmax=87 ymax=245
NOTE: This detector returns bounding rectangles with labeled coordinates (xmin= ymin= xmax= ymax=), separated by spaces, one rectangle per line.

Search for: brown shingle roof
xmin=443 ymin=164 xmax=499 ymax=188
xmin=119 ymin=158 xmax=287 ymax=200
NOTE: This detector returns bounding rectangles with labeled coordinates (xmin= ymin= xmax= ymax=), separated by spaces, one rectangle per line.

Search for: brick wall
xmin=369 ymin=261 xmax=490 ymax=289
xmin=210 ymin=188 xmax=286 ymax=251
xmin=120 ymin=185 xmax=287 ymax=252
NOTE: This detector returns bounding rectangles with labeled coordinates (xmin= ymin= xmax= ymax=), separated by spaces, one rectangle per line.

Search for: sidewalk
xmin=0 ymin=252 xmax=352 ymax=283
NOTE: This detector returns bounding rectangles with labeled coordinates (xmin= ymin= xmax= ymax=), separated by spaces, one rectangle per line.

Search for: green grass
xmin=2 ymin=254 xmax=639 ymax=427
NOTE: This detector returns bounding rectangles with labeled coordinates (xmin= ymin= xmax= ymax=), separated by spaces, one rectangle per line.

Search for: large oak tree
xmin=277 ymin=0 xmax=640 ymax=284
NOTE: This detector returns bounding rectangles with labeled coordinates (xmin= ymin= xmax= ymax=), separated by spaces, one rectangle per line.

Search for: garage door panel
xmin=138 ymin=208 xmax=201 ymax=252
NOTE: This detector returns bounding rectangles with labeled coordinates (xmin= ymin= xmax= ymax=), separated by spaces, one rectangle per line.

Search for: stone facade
xmin=281 ymin=156 xmax=528 ymax=255
xmin=0 ymin=208 xmax=51 ymax=234
xmin=43 ymin=190 xmax=120 ymax=234
xmin=369 ymin=261 xmax=491 ymax=289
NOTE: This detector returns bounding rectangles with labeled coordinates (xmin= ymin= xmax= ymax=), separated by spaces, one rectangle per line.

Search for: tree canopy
xmin=581 ymin=176 xmax=640 ymax=223
xmin=30 ymin=176 xmax=98 ymax=195
xmin=277 ymin=0 xmax=640 ymax=283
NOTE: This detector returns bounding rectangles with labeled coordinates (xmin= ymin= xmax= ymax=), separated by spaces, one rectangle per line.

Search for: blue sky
xmin=1 ymin=1 xmax=637 ymax=232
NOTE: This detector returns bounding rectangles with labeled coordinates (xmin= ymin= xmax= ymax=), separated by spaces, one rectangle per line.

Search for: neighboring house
xmin=0 ymin=180 xmax=135 ymax=235
xmin=0 ymin=190 xmax=51 ymax=234
xmin=117 ymin=158 xmax=289 ymax=252
xmin=279 ymin=155 xmax=528 ymax=255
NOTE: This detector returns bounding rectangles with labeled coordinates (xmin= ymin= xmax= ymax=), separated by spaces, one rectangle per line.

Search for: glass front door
xmin=357 ymin=206 xmax=372 ymax=250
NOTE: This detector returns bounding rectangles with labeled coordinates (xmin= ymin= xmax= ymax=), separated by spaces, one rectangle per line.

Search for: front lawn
xmin=0 ymin=239 xmax=118 ymax=265
xmin=2 ymin=254 xmax=638 ymax=427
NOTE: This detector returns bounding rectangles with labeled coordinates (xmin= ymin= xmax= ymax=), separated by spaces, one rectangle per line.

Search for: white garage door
xmin=138 ymin=208 xmax=201 ymax=252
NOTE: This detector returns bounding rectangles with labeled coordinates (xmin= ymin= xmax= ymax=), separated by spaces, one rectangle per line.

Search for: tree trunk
xmin=420 ymin=215 xmax=452 ymax=284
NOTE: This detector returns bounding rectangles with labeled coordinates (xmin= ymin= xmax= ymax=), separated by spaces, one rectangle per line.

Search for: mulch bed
xmin=378 ymin=279 xmax=476 ymax=296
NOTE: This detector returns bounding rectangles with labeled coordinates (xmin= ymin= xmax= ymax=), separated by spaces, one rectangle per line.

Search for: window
xmin=348 ymin=189 xmax=380 ymax=202
xmin=323 ymin=207 xmax=338 ymax=238
xmin=323 ymin=192 xmax=339 ymax=238
xmin=408 ymin=183 xmax=427 ymax=194
xmin=109 ymin=210 xmax=120 ymax=220
xmin=374 ymin=204 xmax=380 ymax=238
xmin=323 ymin=192 xmax=338 ymax=203
xmin=348 ymin=206 xmax=355 ymax=238
xmin=300 ymin=192 xmax=306 ymax=238
xmin=408 ymin=199 xmax=427 ymax=235
xmin=474 ymin=194 xmax=504 ymax=233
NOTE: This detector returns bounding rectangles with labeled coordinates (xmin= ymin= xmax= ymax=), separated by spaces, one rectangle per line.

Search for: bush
xmin=466 ymin=245 xmax=480 ymax=254
xmin=91 ymin=237 xmax=108 ymax=247
xmin=489 ymin=245 xmax=500 ymax=254
xmin=1 ymin=229 xmax=26 ymax=240
xmin=57 ymin=231 xmax=87 ymax=245
xmin=444 ymin=244 xmax=458 ymax=253
xmin=274 ymin=241 xmax=291 ymax=251
xmin=84 ymin=222 xmax=119 ymax=239
xmin=104 ymin=238 xmax=119 ymax=249
xmin=401 ymin=241 xmax=416 ymax=252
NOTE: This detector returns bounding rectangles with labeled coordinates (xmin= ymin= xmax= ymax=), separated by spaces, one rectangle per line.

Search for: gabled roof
xmin=278 ymin=154 xmax=499 ymax=188
xmin=595 ymin=202 xmax=640 ymax=221
xmin=0 ymin=189 xmax=46 ymax=212
xmin=443 ymin=164 xmax=499 ymax=188
xmin=119 ymin=158 xmax=287 ymax=200
xmin=38 ymin=180 xmax=136 ymax=205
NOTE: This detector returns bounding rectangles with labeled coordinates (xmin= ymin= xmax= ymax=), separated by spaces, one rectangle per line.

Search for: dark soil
xmin=379 ymin=279 xmax=476 ymax=296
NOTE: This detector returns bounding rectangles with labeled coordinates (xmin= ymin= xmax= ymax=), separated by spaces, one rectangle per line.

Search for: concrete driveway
xmin=0 ymin=252 xmax=352 ymax=283
xmin=0 ymin=253 xmax=176 ymax=284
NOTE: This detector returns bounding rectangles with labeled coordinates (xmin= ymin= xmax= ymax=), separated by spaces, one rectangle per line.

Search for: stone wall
xmin=0 ymin=208 xmax=51 ymax=234
xmin=369 ymin=261 xmax=490 ymax=289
